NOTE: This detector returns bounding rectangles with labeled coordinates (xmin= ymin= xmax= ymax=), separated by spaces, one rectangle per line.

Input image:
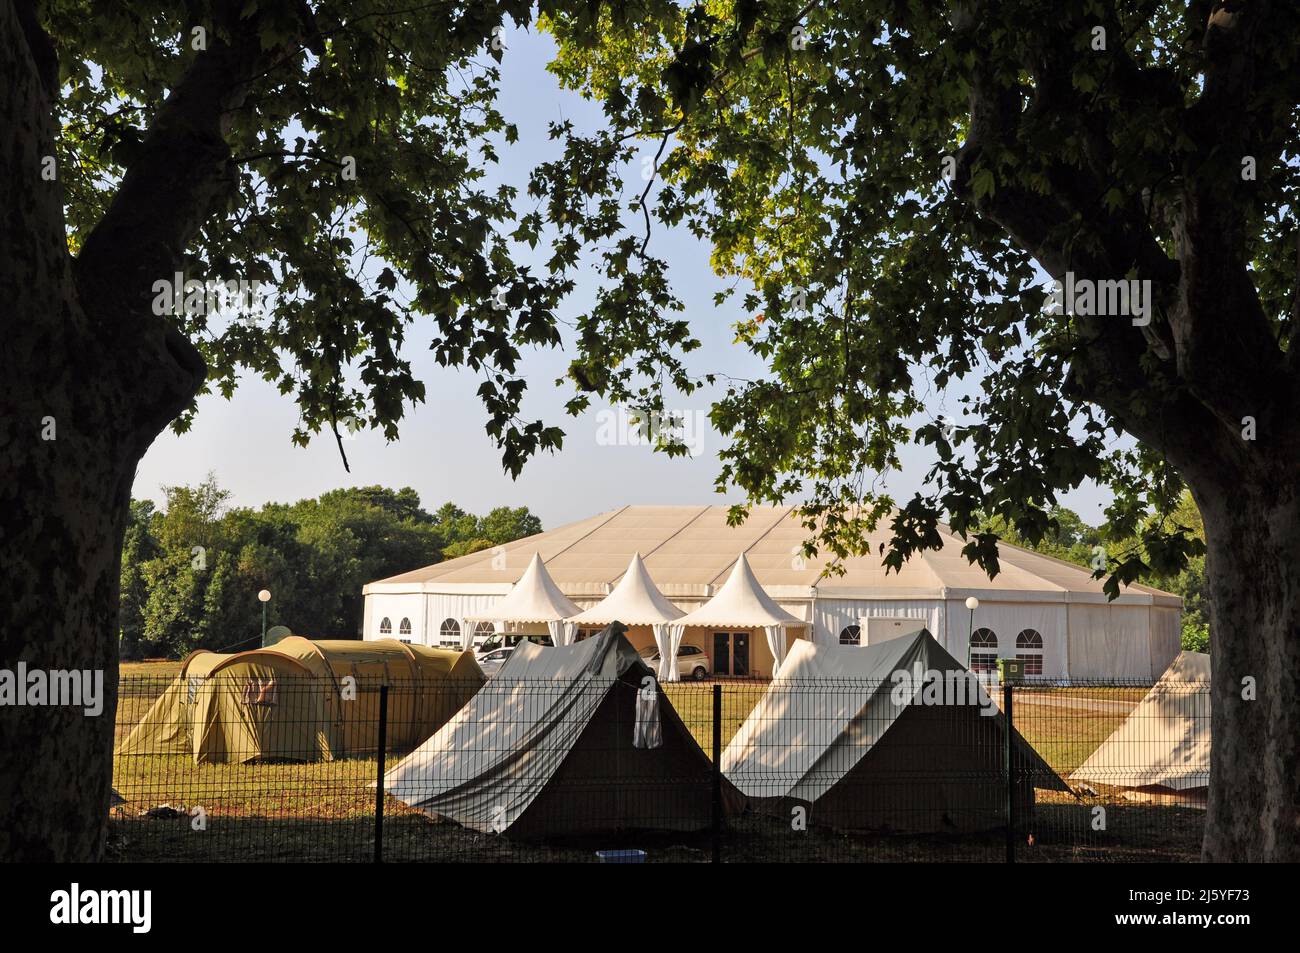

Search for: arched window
xmin=439 ymin=618 xmax=461 ymax=647
xmin=379 ymin=617 xmax=392 ymax=636
xmin=1016 ymin=629 xmax=1044 ymax=676
xmin=399 ymin=618 xmax=412 ymax=637
xmin=838 ymin=624 xmax=862 ymax=646
xmin=474 ymin=622 xmax=496 ymax=638
xmin=969 ymin=628 xmax=998 ymax=673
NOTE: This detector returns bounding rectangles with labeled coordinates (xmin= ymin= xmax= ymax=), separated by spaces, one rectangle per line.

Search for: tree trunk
xmin=1 ymin=0 xmax=215 ymax=860
xmin=1194 ymin=477 xmax=1300 ymax=861
xmin=0 ymin=418 xmax=132 ymax=861
xmin=0 ymin=293 xmax=202 ymax=860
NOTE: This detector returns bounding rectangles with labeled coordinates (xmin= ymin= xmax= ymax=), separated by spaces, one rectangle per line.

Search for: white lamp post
xmin=965 ymin=596 xmax=980 ymax=670
xmin=258 ymin=589 xmax=271 ymax=647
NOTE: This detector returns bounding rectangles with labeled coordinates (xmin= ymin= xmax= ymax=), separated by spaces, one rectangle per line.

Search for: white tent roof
xmin=1071 ymin=651 xmax=1210 ymax=792
xmin=722 ymin=631 xmax=1065 ymax=803
xmin=367 ymin=505 xmax=1180 ymax=607
xmin=464 ymin=552 xmax=580 ymax=623
xmin=382 ymin=630 xmax=638 ymax=832
xmin=673 ymin=554 xmax=805 ymax=629
xmin=568 ymin=553 xmax=685 ymax=626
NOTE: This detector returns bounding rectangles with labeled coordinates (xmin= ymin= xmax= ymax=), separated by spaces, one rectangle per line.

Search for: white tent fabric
xmin=1066 ymin=604 xmax=1151 ymax=679
xmin=567 ymin=552 xmax=687 ymax=680
xmin=465 ymin=552 xmax=580 ymax=624
xmin=763 ymin=624 xmax=788 ymax=675
xmin=383 ymin=625 xmax=726 ymax=835
xmin=547 ymin=619 xmax=578 ymax=647
xmin=458 ymin=617 xmax=475 ymax=651
xmin=655 ymin=622 xmax=683 ymax=682
xmin=672 ymin=554 xmax=805 ymax=676
xmin=383 ymin=631 xmax=630 ymax=832
xmin=721 ymin=630 xmax=1065 ymax=808
xmin=674 ymin=554 xmax=806 ymax=629
xmin=1071 ymin=651 xmax=1210 ymax=793
xmin=568 ymin=553 xmax=685 ymax=626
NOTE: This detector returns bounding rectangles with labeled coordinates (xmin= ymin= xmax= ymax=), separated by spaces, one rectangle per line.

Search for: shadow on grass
xmin=107 ymin=799 xmax=1203 ymax=863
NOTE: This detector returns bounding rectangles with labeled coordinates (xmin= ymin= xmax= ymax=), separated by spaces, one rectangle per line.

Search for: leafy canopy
xmin=531 ymin=0 xmax=1299 ymax=591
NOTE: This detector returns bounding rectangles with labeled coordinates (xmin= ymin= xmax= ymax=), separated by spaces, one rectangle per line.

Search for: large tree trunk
xmin=1194 ymin=476 xmax=1300 ymax=862
xmin=0 ymin=290 xmax=202 ymax=861
xmin=0 ymin=403 xmax=134 ymax=861
xmin=0 ymin=2 xmax=204 ymax=861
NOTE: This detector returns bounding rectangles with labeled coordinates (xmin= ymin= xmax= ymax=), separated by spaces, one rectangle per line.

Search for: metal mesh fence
xmin=109 ymin=671 xmax=1208 ymax=862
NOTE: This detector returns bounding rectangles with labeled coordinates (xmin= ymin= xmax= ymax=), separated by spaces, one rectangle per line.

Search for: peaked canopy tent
xmin=463 ymin=552 xmax=581 ymax=649
xmin=568 ymin=553 xmax=685 ymax=680
xmin=1071 ymin=651 xmax=1210 ymax=804
xmin=666 ymin=554 xmax=807 ymax=678
xmin=384 ymin=624 xmax=742 ymax=838
xmin=721 ymin=630 xmax=1068 ymax=831
xmin=116 ymin=638 xmax=484 ymax=764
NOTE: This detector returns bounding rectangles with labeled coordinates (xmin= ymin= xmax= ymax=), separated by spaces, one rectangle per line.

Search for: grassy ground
xmin=120 ymin=660 xmax=182 ymax=678
xmin=112 ymin=665 xmax=1194 ymax=862
xmin=106 ymin=799 xmax=1203 ymax=863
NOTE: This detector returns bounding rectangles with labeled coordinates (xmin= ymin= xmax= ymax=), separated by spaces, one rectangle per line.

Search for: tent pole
xmin=1004 ymin=682 xmax=1015 ymax=864
xmin=375 ymin=684 xmax=388 ymax=863
xmin=711 ymin=683 xmax=722 ymax=863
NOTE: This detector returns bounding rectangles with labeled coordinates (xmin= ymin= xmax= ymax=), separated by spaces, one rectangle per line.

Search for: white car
xmin=638 ymin=644 xmax=710 ymax=681
xmin=477 ymin=647 xmax=514 ymax=677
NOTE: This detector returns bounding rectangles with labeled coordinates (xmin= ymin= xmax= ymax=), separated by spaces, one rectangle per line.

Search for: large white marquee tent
xmin=363 ymin=504 xmax=1182 ymax=681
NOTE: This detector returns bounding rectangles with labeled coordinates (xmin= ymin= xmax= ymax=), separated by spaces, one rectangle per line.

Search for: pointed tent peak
xmin=466 ymin=551 xmax=580 ymax=623
xmin=724 ymin=551 xmax=759 ymax=585
xmin=675 ymin=552 xmax=805 ymax=629
xmin=569 ymin=553 xmax=685 ymax=625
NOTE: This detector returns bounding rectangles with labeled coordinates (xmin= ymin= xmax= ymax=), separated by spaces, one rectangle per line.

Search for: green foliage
xmin=50 ymin=0 xmax=578 ymax=476
xmin=532 ymin=0 xmax=1298 ymax=604
xmin=979 ymin=505 xmax=1105 ymax=569
xmin=121 ymin=476 xmax=540 ymax=657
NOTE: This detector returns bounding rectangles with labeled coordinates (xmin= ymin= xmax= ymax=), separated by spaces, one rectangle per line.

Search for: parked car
xmin=476 ymin=633 xmax=552 ymax=655
xmin=638 ymin=644 xmax=710 ymax=680
xmin=477 ymin=647 xmax=514 ymax=677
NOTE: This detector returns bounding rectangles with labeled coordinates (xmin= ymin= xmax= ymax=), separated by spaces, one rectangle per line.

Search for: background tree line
xmin=118 ymin=475 xmax=541 ymax=659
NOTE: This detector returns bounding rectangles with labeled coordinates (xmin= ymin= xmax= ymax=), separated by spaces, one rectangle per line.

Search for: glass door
xmin=712 ymin=632 xmax=730 ymax=675
xmin=733 ymin=632 xmax=750 ymax=676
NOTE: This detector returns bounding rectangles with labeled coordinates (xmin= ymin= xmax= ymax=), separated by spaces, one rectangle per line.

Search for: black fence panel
xmin=109 ymin=670 xmax=1207 ymax=862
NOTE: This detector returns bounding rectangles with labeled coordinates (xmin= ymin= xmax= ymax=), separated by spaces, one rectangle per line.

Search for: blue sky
xmin=132 ymin=25 xmax=1114 ymax=531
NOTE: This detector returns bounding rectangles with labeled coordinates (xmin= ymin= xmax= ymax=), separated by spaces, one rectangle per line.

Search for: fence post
xmin=711 ymin=683 xmax=722 ymax=863
xmin=1004 ymin=682 xmax=1015 ymax=864
xmin=375 ymin=684 xmax=388 ymax=864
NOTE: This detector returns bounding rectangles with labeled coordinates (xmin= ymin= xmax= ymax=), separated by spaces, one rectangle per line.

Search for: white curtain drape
xmin=459 ymin=617 xmax=477 ymax=651
xmin=547 ymin=620 xmax=578 ymax=647
xmin=657 ymin=623 xmax=685 ymax=682
xmin=764 ymin=624 xmax=789 ymax=677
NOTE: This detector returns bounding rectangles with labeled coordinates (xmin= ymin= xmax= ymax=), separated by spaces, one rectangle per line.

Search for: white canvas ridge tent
xmin=1071 ymin=650 xmax=1210 ymax=804
xmin=721 ymin=629 xmax=1068 ymax=831
xmin=383 ymin=623 xmax=742 ymax=838
xmin=568 ymin=553 xmax=685 ymax=681
xmin=463 ymin=552 xmax=581 ymax=648
xmin=667 ymin=553 xmax=807 ymax=678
